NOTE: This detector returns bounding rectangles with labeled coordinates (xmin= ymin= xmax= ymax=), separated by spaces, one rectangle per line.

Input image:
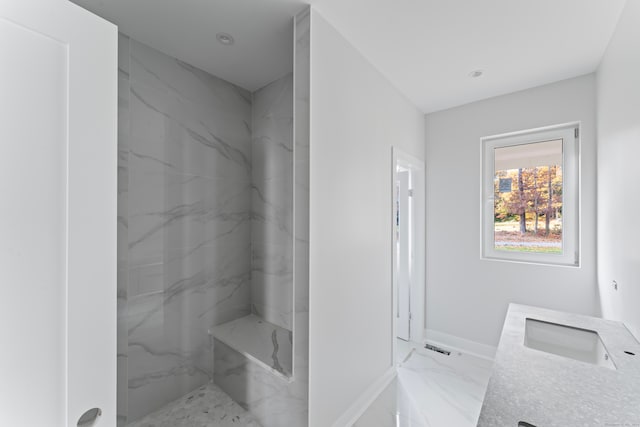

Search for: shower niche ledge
xmin=209 ymin=314 xmax=293 ymax=380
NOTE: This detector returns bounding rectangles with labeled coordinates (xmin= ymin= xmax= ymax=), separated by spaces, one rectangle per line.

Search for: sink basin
xmin=524 ymin=318 xmax=616 ymax=369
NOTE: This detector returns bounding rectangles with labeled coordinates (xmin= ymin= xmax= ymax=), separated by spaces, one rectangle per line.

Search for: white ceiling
xmin=70 ymin=0 xmax=627 ymax=111
xmin=310 ymin=0 xmax=627 ymax=113
xmin=70 ymin=0 xmax=309 ymax=92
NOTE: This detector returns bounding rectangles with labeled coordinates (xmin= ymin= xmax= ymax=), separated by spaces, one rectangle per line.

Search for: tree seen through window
xmin=493 ymin=160 xmax=563 ymax=253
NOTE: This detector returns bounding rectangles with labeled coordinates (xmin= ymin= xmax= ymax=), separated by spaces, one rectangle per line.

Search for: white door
xmin=0 ymin=1 xmax=117 ymax=425
xmin=396 ymin=170 xmax=411 ymax=341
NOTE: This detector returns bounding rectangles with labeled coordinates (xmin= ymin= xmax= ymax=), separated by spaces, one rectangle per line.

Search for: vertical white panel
xmin=65 ymin=2 xmax=117 ymax=425
xmin=597 ymin=0 xmax=640 ymax=341
xmin=308 ymin=10 xmax=425 ymax=427
xmin=0 ymin=1 xmax=117 ymax=425
xmin=0 ymin=17 xmax=67 ymax=427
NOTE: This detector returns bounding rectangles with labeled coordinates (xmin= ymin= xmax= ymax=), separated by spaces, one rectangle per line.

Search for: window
xmin=481 ymin=124 xmax=579 ymax=266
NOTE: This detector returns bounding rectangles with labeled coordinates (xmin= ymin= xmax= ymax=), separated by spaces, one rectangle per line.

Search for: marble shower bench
xmin=209 ymin=314 xmax=293 ymax=380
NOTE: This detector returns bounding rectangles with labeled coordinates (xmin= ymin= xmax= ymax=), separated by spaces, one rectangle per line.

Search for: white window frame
xmin=481 ymin=123 xmax=580 ymax=267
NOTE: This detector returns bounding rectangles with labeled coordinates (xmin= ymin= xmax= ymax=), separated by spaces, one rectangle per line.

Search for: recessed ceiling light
xmin=469 ymin=69 xmax=484 ymax=78
xmin=216 ymin=32 xmax=234 ymax=46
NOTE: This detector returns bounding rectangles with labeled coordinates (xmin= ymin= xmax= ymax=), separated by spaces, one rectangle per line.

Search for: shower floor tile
xmin=126 ymin=383 xmax=262 ymax=427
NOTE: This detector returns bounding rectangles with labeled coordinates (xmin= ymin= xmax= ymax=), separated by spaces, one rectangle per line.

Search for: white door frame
xmin=0 ymin=1 xmax=117 ymax=425
xmin=396 ymin=169 xmax=411 ymax=341
xmin=391 ymin=147 xmax=425 ymax=365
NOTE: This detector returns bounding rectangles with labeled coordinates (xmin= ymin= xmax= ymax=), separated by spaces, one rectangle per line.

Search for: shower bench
xmin=209 ymin=314 xmax=293 ymax=380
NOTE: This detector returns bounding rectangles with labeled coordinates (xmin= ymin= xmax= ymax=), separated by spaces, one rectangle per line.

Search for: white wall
xmin=425 ymin=74 xmax=598 ymax=349
xmin=308 ymin=10 xmax=425 ymax=427
xmin=597 ymin=0 xmax=640 ymax=340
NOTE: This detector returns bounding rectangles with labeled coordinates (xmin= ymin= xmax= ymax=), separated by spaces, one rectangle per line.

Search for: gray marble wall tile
xmin=118 ymin=34 xmax=253 ymax=425
xmin=292 ymin=6 xmax=311 ymax=421
xmin=117 ymin=165 xmax=130 ymax=274
xmin=128 ymin=263 xmax=164 ymax=298
xmin=251 ymin=73 xmax=294 ymax=182
xmin=118 ymin=33 xmax=130 ymax=79
xmin=294 ymin=8 xmax=311 ymax=319
xmin=251 ymin=72 xmax=294 ymax=331
xmin=118 ymin=20 xmax=305 ymax=424
xmin=117 ymin=40 xmax=131 ymax=282
xmin=127 ymin=77 xmax=168 ymax=271
xmin=202 ymin=277 xmax=252 ymax=327
xmin=212 ymin=11 xmax=310 ymax=427
xmin=251 ymin=242 xmax=293 ymax=329
xmin=126 ymin=279 xmax=210 ymax=422
xmin=162 ymin=94 xmax=252 ymax=181
xmin=130 ymin=39 xmax=252 ymax=117
xmin=163 ymin=173 xmax=206 ymax=251
xmin=117 ymin=354 xmax=128 ymax=427
xmin=117 ymin=33 xmax=131 ymax=427
xmin=118 ymin=79 xmax=131 ymax=289
xmin=129 ymin=82 xmax=168 ymax=158
xmin=252 ymin=176 xmax=294 ymax=247
xmin=127 ymin=339 xmax=210 ymax=422
xmin=130 ymin=39 xmax=252 ymax=178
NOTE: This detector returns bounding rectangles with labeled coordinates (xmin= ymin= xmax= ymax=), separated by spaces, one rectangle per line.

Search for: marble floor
xmin=354 ymin=340 xmax=493 ymax=427
xmin=126 ymin=383 xmax=262 ymax=427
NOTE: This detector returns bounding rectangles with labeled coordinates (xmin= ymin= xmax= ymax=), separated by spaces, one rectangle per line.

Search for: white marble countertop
xmin=477 ymin=303 xmax=640 ymax=427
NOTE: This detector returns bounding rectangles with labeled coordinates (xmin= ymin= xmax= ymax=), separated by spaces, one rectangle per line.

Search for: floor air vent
xmin=424 ymin=343 xmax=451 ymax=355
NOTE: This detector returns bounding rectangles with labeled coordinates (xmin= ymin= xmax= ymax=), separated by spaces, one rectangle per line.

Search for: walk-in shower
xmin=69 ymin=1 xmax=310 ymax=425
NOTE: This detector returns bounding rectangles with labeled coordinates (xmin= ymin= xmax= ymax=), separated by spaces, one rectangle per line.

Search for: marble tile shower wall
xmin=118 ymin=34 xmax=254 ymax=424
xmin=251 ymin=73 xmax=294 ymax=331
xmin=117 ymin=33 xmax=130 ymax=427
xmin=212 ymin=11 xmax=310 ymax=426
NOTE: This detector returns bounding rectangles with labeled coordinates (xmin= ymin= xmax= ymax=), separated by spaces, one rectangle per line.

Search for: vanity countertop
xmin=477 ymin=303 xmax=640 ymax=427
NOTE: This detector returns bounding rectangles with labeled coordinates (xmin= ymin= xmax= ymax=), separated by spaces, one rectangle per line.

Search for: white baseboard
xmin=331 ymin=367 xmax=397 ymax=427
xmin=424 ymin=329 xmax=496 ymax=361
